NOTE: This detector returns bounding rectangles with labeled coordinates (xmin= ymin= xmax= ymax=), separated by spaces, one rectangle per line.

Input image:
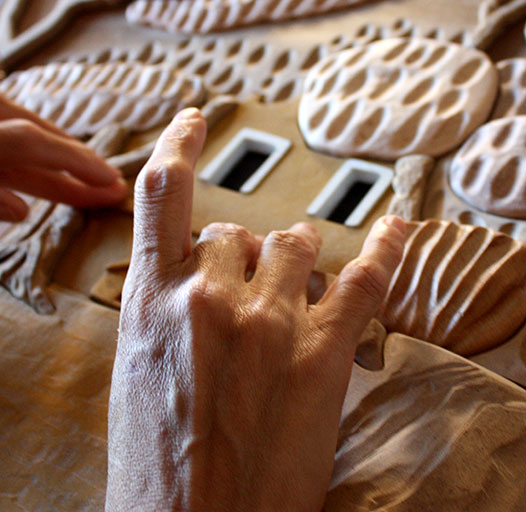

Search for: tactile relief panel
xmin=298 ymin=38 xmax=498 ymax=161
xmin=0 ymin=61 xmax=205 ymax=137
xmin=125 ymin=0 xmax=370 ymax=34
xmin=491 ymin=59 xmax=526 ymax=119
xmin=377 ymin=220 xmax=526 ymax=356
xmin=53 ymin=39 xmax=332 ymax=104
xmin=449 ymin=116 xmax=526 ymax=219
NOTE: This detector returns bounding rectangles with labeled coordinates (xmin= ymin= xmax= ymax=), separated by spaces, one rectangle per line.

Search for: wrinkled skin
xmin=106 ymin=108 xmax=406 ymax=511
xmin=0 ymin=92 xmax=127 ymax=221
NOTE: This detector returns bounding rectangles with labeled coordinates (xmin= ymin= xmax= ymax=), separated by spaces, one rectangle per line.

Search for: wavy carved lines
xmin=378 ymin=220 xmax=526 ymax=356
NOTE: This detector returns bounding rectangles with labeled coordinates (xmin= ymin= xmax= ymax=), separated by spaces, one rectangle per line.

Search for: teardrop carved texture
xmin=125 ymin=0 xmax=370 ymax=34
xmin=377 ymin=220 xmax=526 ymax=356
xmin=0 ymin=61 xmax=206 ymax=137
xmin=298 ymin=38 xmax=498 ymax=160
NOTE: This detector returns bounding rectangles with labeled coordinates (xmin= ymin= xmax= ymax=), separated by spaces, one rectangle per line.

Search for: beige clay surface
xmin=0 ymin=1 xmax=526 ymax=510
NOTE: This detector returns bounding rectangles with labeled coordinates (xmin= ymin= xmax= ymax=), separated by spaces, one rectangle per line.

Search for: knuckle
xmin=239 ymin=294 xmax=289 ymax=334
xmin=203 ymin=222 xmax=252 ymax=242
xmin=342 ymin=259 xmax=388 ymax=304
xmin=375 ymin=231 xmax=405 ymax=260
xmin=135 ymin=161 xmax=191 ymax=200
xmin=183 ymin=274 xmax=224 ymax=311
xmin=267 ymin=230 xmax=317 ymax=261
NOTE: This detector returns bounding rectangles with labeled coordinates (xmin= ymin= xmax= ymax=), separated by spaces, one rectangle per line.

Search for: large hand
xmin=106 ymin=108 xmax=406 ymax=511
xmin=0 ymin=93 xmax=127 ymax=221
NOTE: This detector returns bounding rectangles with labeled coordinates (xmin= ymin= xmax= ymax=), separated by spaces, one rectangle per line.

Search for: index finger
xmin=131 ymin=108 xmax=207 ymax=273
xmin=0 ymin=92 xmax=71 ymax=139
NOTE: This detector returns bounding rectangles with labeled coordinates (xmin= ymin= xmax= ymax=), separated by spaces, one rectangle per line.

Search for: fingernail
xmin=290 ymin=222 xmax=322 ymax=249
xmin=382 ymin=215 xmax=406 ymax=236
xmin=176 ymin=107 xmax=202 ymax=121
xmin=116 ymin=177 xmax=129 ymax=195
xmin=109 ymin=165 xmax=123 ymax=179
xmin=2 ymin=203 xmax=27 ymax=222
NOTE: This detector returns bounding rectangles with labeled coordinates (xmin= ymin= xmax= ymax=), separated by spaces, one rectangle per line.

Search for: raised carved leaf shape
xmin=125 ymin=0 xmax=369 ymax=34
xmin=0 ymin=61 xmax=205 ymax=137
xmin=377 ymin=220 xmax=526 ymax=356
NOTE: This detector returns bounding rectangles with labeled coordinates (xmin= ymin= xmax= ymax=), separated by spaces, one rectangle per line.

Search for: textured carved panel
xmin=0 ymin=0 xmax=127 ymax=69
xmin=377 ymin=220 xmax=526 ymax=356
xmin=492 ymin=59 xmax=526 ymax=119
xmin=0 ymin=61 xmax=205 ymax=137
xmin=125 ymin=0 xmax=370 ymax=34
xmin=298 ymin=38 xmax=498 ymax=160
xmin=0 ymin=201 xmax=82 ymax=314
xmin=449 ymin=116 xmax=526 ymax=219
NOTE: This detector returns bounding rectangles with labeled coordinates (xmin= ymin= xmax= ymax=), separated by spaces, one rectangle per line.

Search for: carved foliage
xmin=378 ymin=220 xmax=526 ymax=356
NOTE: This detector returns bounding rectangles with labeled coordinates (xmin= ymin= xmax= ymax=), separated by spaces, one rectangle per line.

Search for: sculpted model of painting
xmin=0 ymin=0 xmax=525 ymax=510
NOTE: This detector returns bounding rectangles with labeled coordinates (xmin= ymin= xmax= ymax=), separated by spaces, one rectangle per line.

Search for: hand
xmin=0 ymin=92 xmax=127 ymax=221
xmin=106 ymin=108 xmax=406 ymax=511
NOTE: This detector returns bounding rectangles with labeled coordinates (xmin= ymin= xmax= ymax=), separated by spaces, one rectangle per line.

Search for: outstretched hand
xmin=106 ymin=108 xmax=406 ymax=511
xmin=0 ymin=93 xmax=127 ymax=221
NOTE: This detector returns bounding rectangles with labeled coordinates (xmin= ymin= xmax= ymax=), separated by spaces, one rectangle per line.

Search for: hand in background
xmin=0 ymin=92 xmax=127 ymax=221
xmin=106 ymin=108 xmax=405 ymax=511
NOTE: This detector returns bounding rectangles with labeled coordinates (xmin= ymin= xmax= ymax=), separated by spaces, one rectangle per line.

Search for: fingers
xmin=132 ymin=108 xmax=207 ymax=271
xmin=250 ymin=222 xmax=322 ymax=301
xmin=313 ymin=215 xmax=406 ymax=340
xmin=194 ymin=223 xmax=261 ymax=280
xmin=0 ymin=188 xmax=29 ymax=221
xmin=0 ymin=92 xmax=70 ymax=138
xmin=0 ymin=165 xmax=128 ymax=208
xmin=0 ymin=119 xmax=122 ymax=186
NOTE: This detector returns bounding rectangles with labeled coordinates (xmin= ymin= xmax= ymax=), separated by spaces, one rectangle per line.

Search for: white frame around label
xmin=307 ymin=159 xmax=393 ymax=227
xmin=198 ymin=127 xmax=291 ymax=194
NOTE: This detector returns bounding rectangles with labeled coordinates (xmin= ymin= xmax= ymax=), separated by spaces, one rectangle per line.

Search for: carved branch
xmin=0 ymin=201 xmax=83 ymax=313
xmin=0 ymin=0 xmax=127 ymax=69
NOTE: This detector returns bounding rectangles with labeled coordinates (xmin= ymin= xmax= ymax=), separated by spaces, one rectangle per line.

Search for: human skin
xmin=106 ymin=108 xmax=406 ymax=511
xmin=0 ymin=92 xmax=127 ymax=221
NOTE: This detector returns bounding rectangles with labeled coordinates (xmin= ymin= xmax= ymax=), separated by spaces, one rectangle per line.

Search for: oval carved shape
xmin=449 ymin=116 xmax=526 ymax=219
xmin=377 ymin=220 xmax=526 ymax=356
xmin=298 ymin=38 xmax=497 ymax=160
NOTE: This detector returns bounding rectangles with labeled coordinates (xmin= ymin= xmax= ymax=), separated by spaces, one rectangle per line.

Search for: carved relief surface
xmin=0 ymin=0 xmax=127 ymax=69
xmin=492 ymin=58 xmax=526 ymax=119
xmin=0 ymin=201 xmax=82 ymax=314
xmin=298 ymin=38 xmax=498 ymax=160
xmin=449 ymin=116 xmax=526 ymax=219
xmin=377 ymin=220 xmax=526 ymax=356
xmin=326 ymin=334 xmax=526 ymax=512
xmin=0 ymin=61 xmax=205 ymax=137
xmin=125 ymin=0 xmax=371 ymax=34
